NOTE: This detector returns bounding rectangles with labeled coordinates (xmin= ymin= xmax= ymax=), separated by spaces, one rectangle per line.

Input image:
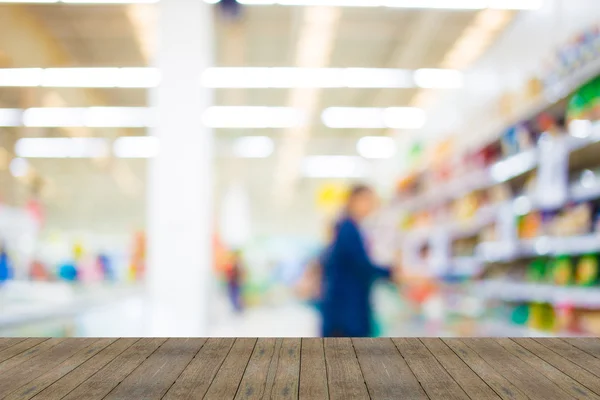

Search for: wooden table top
xmin=1 ymin=337 xmax=600 ymax=399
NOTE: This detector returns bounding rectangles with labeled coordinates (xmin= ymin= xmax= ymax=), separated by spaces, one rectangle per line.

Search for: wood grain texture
xmin=60 ymin=338 xmax=167 ymax=400
xmin=324 ymin=338 xmax=369 ymax=400
xmin=562 ymin=338 xmax=600 ymax=359
xmin=0 ymin=338 xmax=97 ymax=396
xmin=0 ymin=338 xmax=62 ymax=373
xmin=235 ymin=338 xmax=277 ymax=400
xmin=203 ymin=338 xmax=257 ymax=400
xmin=31 ymin=338 xmax=139 ymax=400
xmin=421 ymin=338 xmax=500 ymax=400
xmin=103 ymin=338 xmax=206 ymax=400
xmin=443 ymin=339 xmax=527 ymax=400
xmin=0 ymin=338 xmax=27 ymax=352
xmin=354 ymin=338 xmax=427 ymax=400
xmin=534 ymin=338 xmax=600 ymax=378
xmin=269 ymin=338 xmax=301 ymax=400
xmin=163 ymin=338 xmax=235 ymax=400
xmin=393 ymin=338 xmax=469 ymax=400
xmin=496 ymin=338 xmax=600 ymax=400
xmin=462 ymin=338 xmax=574 ymax=400
xmin=4 ymin=338 xmax=116 ymax=400
xmin=299 ymin=338 xmax=328 ymax=400
xmin=513 ymin=338 xmax=600 ymax=396
xmin=0 ymin=338 xmax=48 ymax=364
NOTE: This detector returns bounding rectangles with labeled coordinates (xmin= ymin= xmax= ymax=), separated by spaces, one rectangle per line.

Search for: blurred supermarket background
xmin=1 ymin=0 xmax=600 ymax=338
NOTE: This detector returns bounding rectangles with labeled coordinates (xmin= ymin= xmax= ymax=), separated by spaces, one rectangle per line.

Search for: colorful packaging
xmin=551 ymin=256 xmax=574 ymax=286
xmin=576 ymin=254 xmax=599 ymax=286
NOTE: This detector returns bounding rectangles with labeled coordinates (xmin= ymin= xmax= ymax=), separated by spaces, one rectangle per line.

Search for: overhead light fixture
xmin=233 ymin=136 xmax=274 ymax=158
xmin=0 ymin=0 xmax=159 ymax=3
xmin=113 ymin=136 xmax=159 ymax=158
xmin=302 ymin=156 xmax=368 ymax=178
xmin=413 ymin=69 xmax=463 ymax=88
xmin=15 ymin=138 xmax=109 ymax=158
xmin=0 ymin=109 xmax=23 ymax=127
xmin=357 ymin=136 xmax=397 ymax=159
xmin=202 ymin=106 xmax=305 ymax=128
xmin=205 ymin=0 xmax=543 ymax=10
xmin=0 ymin=68 xmax=160 ymax=88
xmin=19 ymin=107 xmax=153 ymax=128
xmin=322 ymin=107 xmax=426 ymax=129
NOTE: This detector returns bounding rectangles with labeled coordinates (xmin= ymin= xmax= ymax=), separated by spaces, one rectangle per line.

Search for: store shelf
xmin=479 ymin=320 xmax=588 ymax=337
xmin=477 ymin=234 xmax=600 ymax=262
xmin=0 ymin=281 xmax=145 ymax=328
xmin=475 ymin=280 xmax=600 ymax=309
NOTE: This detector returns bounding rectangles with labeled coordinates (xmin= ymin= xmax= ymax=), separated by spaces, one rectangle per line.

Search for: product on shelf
xmin=575 ymin=254 xmax=599 ymax=286
xmin=551 ymin=255 xmax=574 ymax=285
xmin=527 ymin=258 xmax=548 ymax=282
xmin=528 ymin=302 xmax=555 ymax=331
xmin=567 ymin=75 xmax=600 ymax=122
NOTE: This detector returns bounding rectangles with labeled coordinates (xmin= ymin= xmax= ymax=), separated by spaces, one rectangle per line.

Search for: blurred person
xmin=0 ymin=242 xmax=13 ymax=283
xmin=320 ymin=184 xmax=399 ymax=337
xmin=226 ymin=250 xmax=245 ymax=313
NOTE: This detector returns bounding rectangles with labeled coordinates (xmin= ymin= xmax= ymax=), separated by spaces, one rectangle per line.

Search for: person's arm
xmin=336 ymin=220 xmax=391 ymax=281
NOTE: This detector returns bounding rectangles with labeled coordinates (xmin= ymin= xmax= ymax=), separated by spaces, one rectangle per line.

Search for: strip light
xmin=21 ymin=107 xmax=154 ymax=128
xmin=206 ymin=0 xmax=542 ymax=10
xmin=0 ymin=0 xmax=158 ymax=3
xmin=233 ymin=136 xmax=275 ymax=158
xmin=113 ymin=136 xmax=159 ymax=158
xmin=322 ymin=107 xmax=426 ymax=129
xmin=0 ymin=68 xmax=160 ymax=88
xmin=357 ymin=136 xmax=397 ymax=159
xmin=15 ymin=138 xmax=109 ymax=158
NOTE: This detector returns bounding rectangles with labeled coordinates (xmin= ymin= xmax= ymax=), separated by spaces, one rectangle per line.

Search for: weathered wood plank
xmin=0 ymin=338 xmax=49 ymax=364
xmin=535 ymin=338 xmax=600 ymax=378
xmin=513 ymin=338 xmax=600 ymax=396
xmin=59 ymin=338 xmax=167 ymax=400
xmin=4 ymin=338 xmax=116 ymax=400
xmin=443 ymin=339 xmax=527 ymax=400
xmin=393 ymin=338 xmax=469 ymax=400
xmin=462 ymin=338 xmax=575 ymax=400
xmin=421 ymin=338 xmax=500 ymax=400
xmin=31 ymin=338 xmax=138 ymax=400
xmin=0 ymin=338 xmax=27 ymax=352
xmin=562 ymin=338 xmax=600 ymax=359
xmin=497 ymin=338 xmax=600 ymax=400
xmin=203 ymin=338 xmax=257 ymax=400
xmin=0 ymin=338 xmax=97 ymax=396
xmin=103 ymin=338 xmax=206 ymax=400
xmin=354 ymin=338 xmax=428 ymax=400
xmin=269 ymin=338 xmax=301 ymax=400
xmin=235 ymin=338 xmax=277 ymax=400
xmin=299 ymin=338 xmax=328 ymax=400
xmin=324 ymin=338 xmax=369 ymax=400
xmin=164 ymin=338 xmax=235 ymax=399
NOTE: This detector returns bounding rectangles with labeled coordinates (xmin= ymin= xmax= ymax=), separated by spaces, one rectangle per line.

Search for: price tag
xmin=536 ymin=135 xmax=569 ymax=209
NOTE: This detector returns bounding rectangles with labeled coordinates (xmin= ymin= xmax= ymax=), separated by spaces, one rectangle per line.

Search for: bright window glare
xmin=233 ymin=136 xmax=275 ymax=158
xmin=114 ymin=137 xmax=160 ymax=158
xmin=357 ymin=136 xmax=397 ymax=159
xmin=15 ymin=138 xmax=109 ymax=158
xmin=302 ymin=156 xmax=368 ymax=178
xmin=202 ymin=106 xmax=305 ymax=128
xmin=413 ymin=68 xmax=463 ymax=89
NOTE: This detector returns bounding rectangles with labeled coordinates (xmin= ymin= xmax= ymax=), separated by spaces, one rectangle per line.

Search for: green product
xmin=510 ymin=304 xmax=529 ymax=326
xmin=576 ymin=254 xmax=599 ymax=286
xmin=551 ymin=256 xmax=574 ymax=286
xmin=529 ymin=303 xmax=555 ymax=331
xmin=527 ymin=259 xmax=547 ymax=282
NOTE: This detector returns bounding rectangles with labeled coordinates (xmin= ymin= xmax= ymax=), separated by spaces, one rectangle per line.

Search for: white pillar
xmin=146 ymin=0 xmax=214 ymax=336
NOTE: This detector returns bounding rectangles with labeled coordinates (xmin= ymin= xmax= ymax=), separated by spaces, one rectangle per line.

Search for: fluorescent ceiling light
xmin=0 ymin=69 xmax=42 ymax=86
xmin=233 ymin=136 xmax=274 ymax=158
xmin=413 ymin=68 xmax=463 ymax=88
xmin=322 ymin=107 xmax=426 ymax=129
xmin=113 ymin=136 xmax=159 ymax=158
xmin=0 ymin=109 xmax=23 ymax=127
xmin=357 ymin=136 xmax=397 ymax=159
xmin=9 ymin=158 xmax=29 ymax=178
xmin=0 ymin=68 xmax=160 ymax=88
xmin=21 ymin=107 xmax=153 ymax=128
xmin=206 ymin=0 xmax=543 ymax=9
xmin=202 ymin=106 xmax=305 ymax=128
xmin=15 ymin=138 xmax=109 ymax=158
xmin=302 ymin=156 xmax=368 ymax=178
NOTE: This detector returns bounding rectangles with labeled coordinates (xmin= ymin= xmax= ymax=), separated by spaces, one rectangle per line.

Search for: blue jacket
xmin=320 ymin=216 xmax=390 ymax=337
